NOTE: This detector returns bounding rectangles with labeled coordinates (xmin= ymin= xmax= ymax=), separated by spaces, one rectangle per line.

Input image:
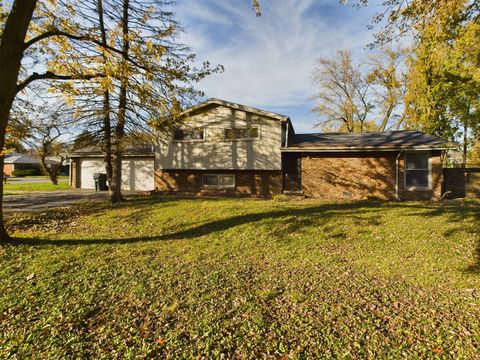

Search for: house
xmin=69 ymin=146 xmax=155 ymax=191
xmin=155 ymin=99 xmax=450 ymax=200
xmin=3 ymin=152 xmax=41 ymax=176
xmin=70 ymin=99 xmax=450 ymax=200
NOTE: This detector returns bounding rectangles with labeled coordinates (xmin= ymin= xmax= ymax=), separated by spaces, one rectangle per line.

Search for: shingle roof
xmin=4 ymin=153 xmax=40 ymax=164
xmin=285 ymin=131 xmax=450 ymax=151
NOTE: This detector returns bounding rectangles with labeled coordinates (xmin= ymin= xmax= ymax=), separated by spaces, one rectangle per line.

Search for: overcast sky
xmin=174 ymin=0 xmax=380 ymax=133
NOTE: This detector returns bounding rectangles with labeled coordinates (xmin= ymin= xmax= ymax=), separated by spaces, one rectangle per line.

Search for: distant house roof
xmin=284 ymin=131 xmax=451 ymax=152
xmin=4 ymin=153 xmax=40 ymax=165
xmin=181 ymin=98 xmax=290 ymax=122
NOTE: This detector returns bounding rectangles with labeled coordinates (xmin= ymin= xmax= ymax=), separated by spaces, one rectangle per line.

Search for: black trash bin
xmin=93 ymin=173 xmax=108 ymax=191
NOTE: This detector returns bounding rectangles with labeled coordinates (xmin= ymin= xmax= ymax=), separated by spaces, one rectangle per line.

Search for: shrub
xmin=12 ymin=169 xmax=40 ymax=177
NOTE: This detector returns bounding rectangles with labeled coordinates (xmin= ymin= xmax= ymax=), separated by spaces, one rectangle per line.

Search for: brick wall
xmin=301 ymin=152 xmax=397 ymax=200
xmin=4 ymin=164 xmax=13 ymax=176
xmin=70 ymin=159 xmax=79 ymax=188
xmin=301 ymin=151 xmax=443 ymax=201
xmin=155 ymin=169 xmax=282 ymax=198
xmin=443 ymin=168 xmax=480 ymax=199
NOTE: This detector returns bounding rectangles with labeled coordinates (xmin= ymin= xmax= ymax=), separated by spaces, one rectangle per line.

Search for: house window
xmin=173 ymin=128 xmax=204 ymax=141
xmin=405 ymin=152 xmax=430 ymax=189
xmin=202 ymin=174 xmax=235 ymax=188
xmin=224 ymin=127 xmax=259 ymax=140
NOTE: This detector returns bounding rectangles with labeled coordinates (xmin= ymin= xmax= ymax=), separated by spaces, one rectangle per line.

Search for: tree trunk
xmin=0 ymin=0 xmax=38 ymax=242
xmin=109 ymin=0 xmax=130 ymax=203
xmin=97 ymin=0 xmax=113 ymax=194
xmin=39 ymin=148 xmax=59 ymax=185
xmin=463 ymin=122 xmax=468 ymax=167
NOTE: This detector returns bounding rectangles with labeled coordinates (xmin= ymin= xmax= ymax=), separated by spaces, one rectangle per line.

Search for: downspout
xmin=285 ymin=120 xmax=290 ymax=147
xmin=283 ymin=121 xmax=289 ymax=193
xmin=396 ymin=150 xmax=403 ymax=200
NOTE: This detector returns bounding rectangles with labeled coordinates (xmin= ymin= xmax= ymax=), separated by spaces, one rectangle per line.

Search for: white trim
xmin=68 ymin=158 xmax=72 ymax=187
xmin=404 ymin=151 xmax=432 ymax=191
xmin=202 ymin=174 xmax=236 ymax=189
xmin=395 ymin=150 xmax=403 ymax=200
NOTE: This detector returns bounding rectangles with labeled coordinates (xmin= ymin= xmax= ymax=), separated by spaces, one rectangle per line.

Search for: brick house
xmin=155 ymin=99 xmax=450 ymax=200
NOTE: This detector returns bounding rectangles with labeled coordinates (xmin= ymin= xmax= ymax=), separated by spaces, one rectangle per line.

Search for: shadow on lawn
xmin=9 ymin=197 xmax=480 ymax=263
xmin=11 ymin=200 xmax=382 ymax=246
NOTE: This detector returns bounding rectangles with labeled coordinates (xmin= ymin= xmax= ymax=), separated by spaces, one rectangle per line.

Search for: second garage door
xmin=80 ymin=157 xmax=154 ymax=191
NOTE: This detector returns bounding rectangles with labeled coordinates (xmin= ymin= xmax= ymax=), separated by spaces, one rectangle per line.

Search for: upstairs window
xmin=405 ymin=152 xmax=430 ymax=189
xmin=173 ymin=128 xmax=204 ymax=141
xmin=224 ymin=127 xmax=259 ymax=140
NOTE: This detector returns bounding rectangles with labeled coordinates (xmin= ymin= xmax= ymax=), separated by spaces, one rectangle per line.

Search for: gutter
xmin=395 ymin=150 xmax=403 ymax=200
xmin=285 ymin=121 xmax=290 ymax=148
xmin=280 ymin=147 xmax=450 ymax=153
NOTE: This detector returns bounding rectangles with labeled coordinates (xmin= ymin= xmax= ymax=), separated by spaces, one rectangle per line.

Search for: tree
xmin=0 ymin=0 xmax=107 ymax=241
xmin=352 ymin=0 xmax=479 ymax=47
xmin=0 ymin=0 xmax=38 ymax=241
xmin=0 ymin=0 xmax=259 ymax=241
xmin=404 ymin=0 xmax=480 ymax=163
xmin=48 ymin=0 xmax=220 ymax=202
xmin=312 ymin=50 xmax=373 ymax=132
xmin=27 ymin=104 xmax=70 ymax=185
xmin=366 ymin=47 xmax=408 ymax=130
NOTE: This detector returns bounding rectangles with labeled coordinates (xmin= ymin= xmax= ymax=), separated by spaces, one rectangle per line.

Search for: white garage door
xmin=80 ymin=157 xmax=154 ymax=191
xmin=80 ymin=159 xmax=104 ymax=190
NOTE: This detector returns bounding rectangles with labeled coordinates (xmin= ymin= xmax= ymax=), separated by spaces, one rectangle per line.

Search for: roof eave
xmin=67 ymin=153 xmax=155 ymax=158
xmin=281 ymin=146 xmax=451 ymax=152
xmin=181 ymin=98 xmax=290 ymax=122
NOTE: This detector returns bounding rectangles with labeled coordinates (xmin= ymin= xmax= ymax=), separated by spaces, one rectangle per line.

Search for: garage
xmin=74 ymin=156 xmax=155 ymax=191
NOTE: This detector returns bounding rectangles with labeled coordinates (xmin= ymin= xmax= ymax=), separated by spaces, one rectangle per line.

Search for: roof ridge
xmin=181 ymin=98 xmax=290 ymax=121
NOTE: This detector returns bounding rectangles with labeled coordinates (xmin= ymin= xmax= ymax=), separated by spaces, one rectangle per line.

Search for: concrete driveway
xmin=3 ymin=189 xmax=112 ymax=214
xmin=6 ymin=177 xmax=53 ymax=184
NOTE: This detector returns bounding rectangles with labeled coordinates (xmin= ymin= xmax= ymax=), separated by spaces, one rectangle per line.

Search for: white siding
xmin=157 ymin=105 xmax=283 ymax=170
xmin=80 ymin=159 xmax=104 ymax=189
xmin=80 ymin=157 xmax=154 ymax=191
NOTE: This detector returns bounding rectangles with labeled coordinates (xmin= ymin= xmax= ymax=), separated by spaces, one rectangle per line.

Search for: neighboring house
xmin=69 ymin=146 xmax=155 ymax=191
xmin=44 ymin=156 xmax=70 ymax=176
xmin=70 ymin=98 xmax=451 ymax=200
xmin=3 ymin=153 xmax=41 ymax=176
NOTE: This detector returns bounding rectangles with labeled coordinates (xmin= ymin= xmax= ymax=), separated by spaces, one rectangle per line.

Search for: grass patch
xmin=1 ymin=197 xmax=480 ymax=358
xmin=3 ymin=178 xmax=69 ymax=194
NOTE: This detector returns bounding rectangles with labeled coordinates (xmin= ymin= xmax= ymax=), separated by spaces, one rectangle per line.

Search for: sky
xmin=174 ymin=0 xmax=381 ymax=133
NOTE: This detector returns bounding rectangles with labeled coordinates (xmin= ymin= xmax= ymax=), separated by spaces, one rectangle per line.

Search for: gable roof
xmin=181 ymin=98 xmax=290 ymax=122
xmin=4 ymin=153 xmax=40 ymax=164
xmin=284 ymin=131 xmax=450 ymax=151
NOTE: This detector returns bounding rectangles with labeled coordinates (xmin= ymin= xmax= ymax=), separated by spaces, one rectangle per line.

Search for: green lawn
xmin=1 ymin=197 xmax=479 ymax=358
xmin=3 ymin=178 xmax=70 ymax=194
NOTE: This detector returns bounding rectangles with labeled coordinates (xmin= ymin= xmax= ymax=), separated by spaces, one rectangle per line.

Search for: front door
xmin=282 ymin=153 xmax=302 ymax=193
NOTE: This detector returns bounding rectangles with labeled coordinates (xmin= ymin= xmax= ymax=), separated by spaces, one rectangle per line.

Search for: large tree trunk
xmin=97 ymin=0 xmax=113 ymax=193
xmin=0 ymin=0 xmax=38 ymax=242
xmin=109 ymin=0 xmax=130 ymax=203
